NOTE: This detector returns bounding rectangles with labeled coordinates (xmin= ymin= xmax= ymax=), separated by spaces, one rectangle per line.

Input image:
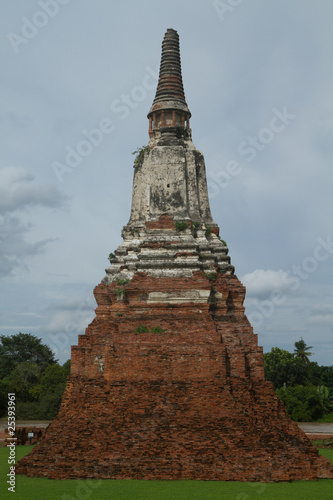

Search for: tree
xmin=320 ymin=366 xmax=333 ymax=390
xmin=30 ymin=361 xmax=71 ymax=420
xmin=1 ymin=362 xmax=42 ymax=402
xmin=38 ymin=385 xmax=66 ymax=420
xmin=0 ymin=361 xmax=43 ymax=417
xmin=0 ymin=359 xmax=70 ymax=419
xmin=308 ymin=363 xmax=333 ymax=390
xmin=264 ymin=347 xmax=308 ymax=389
xmin=62 ymin=359 xmax=71 ymax=377
xmin=316 ymin=386 xmax=333 ymax=415
xmin=276 ymin=385 xmax=324 ymax=422
xmin=0 ymin=333 xmax=56 ymax=378
xmin=31 ymin=362 xmax=69 ymax=400
xmin=293 ymin=337 xmax=313 ymax=366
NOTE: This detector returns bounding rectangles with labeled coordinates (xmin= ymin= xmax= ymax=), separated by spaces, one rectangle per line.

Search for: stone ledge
xmin=147 ymin=289 xmax=210 ymax=304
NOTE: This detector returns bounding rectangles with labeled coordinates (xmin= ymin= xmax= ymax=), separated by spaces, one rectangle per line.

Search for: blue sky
xmin=0 ymin=0 xmax=332 ymax=365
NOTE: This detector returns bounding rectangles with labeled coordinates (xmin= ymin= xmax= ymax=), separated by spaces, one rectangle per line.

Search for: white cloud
xmin=308 ymin=314 xmax=333 ymax=326
xmin=307 ymin=303 xmax=333 ymax=326
xmin=0 ymin=213 xmax=54 ymax=278
xmin=42 ymin=296 xmax=95 ymax=362
xmin=0 ymin=166 xmax=67 ymax=214
xmin=0 ymin=1 xmax=332 ymax=365
xmin=241 ymin=269 xmax=294 ymax=299
xmin=0 ymin=167 xmax=68 ymax=278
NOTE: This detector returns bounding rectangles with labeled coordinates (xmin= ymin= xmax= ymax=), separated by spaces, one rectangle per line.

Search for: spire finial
xmin=148 ymin=29 xmax=191 ymax=137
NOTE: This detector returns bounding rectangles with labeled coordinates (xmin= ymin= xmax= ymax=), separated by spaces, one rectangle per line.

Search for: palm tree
xmin=293 ymin=337 xmax=313 ymax=366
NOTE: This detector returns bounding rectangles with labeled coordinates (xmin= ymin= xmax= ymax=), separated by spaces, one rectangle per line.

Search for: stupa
xmin=17 ymin=29 xmax=333 ymax=481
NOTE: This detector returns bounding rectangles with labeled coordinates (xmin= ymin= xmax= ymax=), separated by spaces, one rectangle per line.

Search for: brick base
xmin=16 ymin=377 xmax=333 ymax=481
xmin=15 ymin=272 xmax=333 ymax=481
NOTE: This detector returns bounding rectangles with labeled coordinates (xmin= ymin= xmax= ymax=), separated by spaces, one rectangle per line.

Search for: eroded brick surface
xmin=16 ymin=272 xmax=333 ymax=480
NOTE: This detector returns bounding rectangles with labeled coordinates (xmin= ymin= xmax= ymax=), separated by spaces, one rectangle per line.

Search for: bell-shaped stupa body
xmin=16 ymin=29 xmax=333 ymax=482
xmin=129 ymin=29 xmax=214 ymax=230
xmin=104 ymin=28 xmax=233 ymax=282
xmin=129 ymin=28 xmax=207 ymax=227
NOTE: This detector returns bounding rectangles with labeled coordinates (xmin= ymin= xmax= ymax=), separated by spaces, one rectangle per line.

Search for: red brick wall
xmin=16 ymin=377 xmax=333 ymax=480
xmin=15 ymin=271 xmax=333 ymax=480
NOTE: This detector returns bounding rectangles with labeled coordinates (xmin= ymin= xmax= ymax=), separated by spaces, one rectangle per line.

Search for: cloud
xmin=0 ymin=166 xmax=68 ymax=278
xmin=0 ymin=214 xmax=55 ymax=278
xmin=310 ymin=304 xmax=333 ymax=314
xmin=308 ymin=314 xmax=333 ymax=326
xmin=308 ymin=304 xmax=333 ymax=326
xmin=0 ymin=1 xmax=332 ymax=366
xmin=241 ymin=269 xmax=294 ymax=299
xmin=0 ymin=166 xmax=67 ymax=214
xmin=42 ymin=296 xmax=95 ymax=362
xmin=44 ymin=298 xmax=95 ymax=334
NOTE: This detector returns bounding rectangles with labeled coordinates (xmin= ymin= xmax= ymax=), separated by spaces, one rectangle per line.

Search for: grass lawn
xmin=0 ymin=446 xmax=332 ymax=500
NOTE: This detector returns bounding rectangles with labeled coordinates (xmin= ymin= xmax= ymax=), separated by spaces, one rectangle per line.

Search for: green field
xmin=1 ymin=446 xmax=332 ymax=500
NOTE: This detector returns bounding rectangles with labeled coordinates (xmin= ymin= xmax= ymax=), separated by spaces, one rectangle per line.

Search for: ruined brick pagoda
xmin=17 ymin=29 xmax=333 ymax=481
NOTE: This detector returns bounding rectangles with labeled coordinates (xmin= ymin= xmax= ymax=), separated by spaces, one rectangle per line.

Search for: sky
xmin=0 ymin=0 xmax=332 ymax=366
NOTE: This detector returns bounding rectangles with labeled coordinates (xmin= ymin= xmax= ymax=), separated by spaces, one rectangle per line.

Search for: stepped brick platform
xmin=16 ymin=270 xmax=333 ymax=480
xmin=15 ymin=379 xmax=332 ymax=481
xmin=16 ymin=29 xmax=333 ymax=481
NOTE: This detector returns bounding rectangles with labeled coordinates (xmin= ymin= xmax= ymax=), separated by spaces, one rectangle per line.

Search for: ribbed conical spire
xmin=148 ymin=29 xmax=191 ymax=124
xmin=152 ymin=29 xmax=188 ymax=107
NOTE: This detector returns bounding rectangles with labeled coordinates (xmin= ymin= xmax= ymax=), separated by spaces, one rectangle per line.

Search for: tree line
xmin=264 ymin=338 xmax=333 ymax=421
xmin=0 ymin=333 xmax=70 ymax=420
xmin=0 ymin=333 xmax=332 ymax=422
